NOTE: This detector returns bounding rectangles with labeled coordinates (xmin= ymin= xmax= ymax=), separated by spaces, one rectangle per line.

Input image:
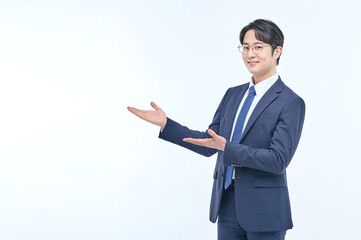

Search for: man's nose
xmin=247 ymin=47 xmax=256 ymax=58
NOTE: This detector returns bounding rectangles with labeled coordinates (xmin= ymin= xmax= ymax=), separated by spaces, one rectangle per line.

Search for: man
xmin=128 ymin=19 xmax=305 ymax=240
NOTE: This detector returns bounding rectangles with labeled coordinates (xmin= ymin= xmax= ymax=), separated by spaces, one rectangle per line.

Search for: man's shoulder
xmin=226 ymin=82 xmax=250 ymax=93
xmin=219 ymin=82 xmax=250 ymax=102
xmin=281 ymin=82 xmax=303 ymax=99
xmin=279 ymin=81 xmax=305 ymax=108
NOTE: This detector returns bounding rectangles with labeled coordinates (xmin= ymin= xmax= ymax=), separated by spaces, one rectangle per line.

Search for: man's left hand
xmin=183 ymin=129 xmax=226 ymax=151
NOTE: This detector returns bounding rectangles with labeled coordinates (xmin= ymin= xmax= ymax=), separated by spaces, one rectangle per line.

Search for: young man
xmin=128 ymin=19 xmax=305 ymax=240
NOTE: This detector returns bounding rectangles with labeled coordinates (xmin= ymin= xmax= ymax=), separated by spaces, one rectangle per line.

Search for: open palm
xmin=127 ymin=101 xmax=167 ymax=128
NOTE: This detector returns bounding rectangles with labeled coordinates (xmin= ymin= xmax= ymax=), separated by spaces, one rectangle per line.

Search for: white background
xmin=1 ymin=0 xmax=360 ymax=239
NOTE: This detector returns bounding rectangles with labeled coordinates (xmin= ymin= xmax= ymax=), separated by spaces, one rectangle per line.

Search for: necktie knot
xmin=249 ymin=86 xmax=256 ymax=96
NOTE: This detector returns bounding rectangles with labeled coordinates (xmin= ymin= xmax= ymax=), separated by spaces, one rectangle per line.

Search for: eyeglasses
xmin=237 ymin=43 xmax=276 ymax=55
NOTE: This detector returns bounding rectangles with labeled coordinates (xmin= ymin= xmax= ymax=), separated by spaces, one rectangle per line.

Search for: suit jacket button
xmin=221 ymin=173 xmax=224 ymax=178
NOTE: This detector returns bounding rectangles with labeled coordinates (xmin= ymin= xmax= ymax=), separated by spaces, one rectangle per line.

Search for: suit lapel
xmin=224 ymin=83 xmax=249 ymax=141
xmin=240 ymin=78 xmax=284 ymax=142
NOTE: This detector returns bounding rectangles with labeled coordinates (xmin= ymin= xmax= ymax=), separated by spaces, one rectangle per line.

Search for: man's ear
xmin=273 ymin=46 xmax=282 ymax=61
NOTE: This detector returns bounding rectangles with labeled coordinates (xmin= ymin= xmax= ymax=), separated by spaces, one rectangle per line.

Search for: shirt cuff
xmin=160 ymin=118 xmax=168 ymax=132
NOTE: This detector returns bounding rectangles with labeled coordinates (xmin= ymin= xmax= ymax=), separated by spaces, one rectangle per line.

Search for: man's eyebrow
xmin=242 ymin=41 xmax=264 ymax=45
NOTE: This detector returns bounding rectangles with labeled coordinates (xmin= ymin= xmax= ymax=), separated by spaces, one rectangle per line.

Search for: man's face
xmin=241 ymin=29 xmax=281 ymax=79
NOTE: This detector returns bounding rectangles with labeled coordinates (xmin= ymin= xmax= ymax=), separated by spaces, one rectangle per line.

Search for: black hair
xmin=239 ymin=19 xmax=284 ymax=65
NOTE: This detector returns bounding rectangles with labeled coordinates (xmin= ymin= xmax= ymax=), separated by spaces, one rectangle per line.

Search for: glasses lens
xmin=238 ymin=45 xmax=242 ymax=53
xmin=253 ymin=44 xmax=263 ymax=54
xmin=239 ymin=45 xmax=248 ymax=54
xmin=239 ymin=44 xmax=266 ymax=54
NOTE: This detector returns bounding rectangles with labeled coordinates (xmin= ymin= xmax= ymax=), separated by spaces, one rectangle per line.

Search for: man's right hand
xmin=127 ymin=101 xmax=167 ymax=129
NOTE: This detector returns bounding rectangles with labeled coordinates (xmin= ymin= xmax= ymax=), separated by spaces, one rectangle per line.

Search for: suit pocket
xmin=254 ymin=174 xmax=287 ymax=188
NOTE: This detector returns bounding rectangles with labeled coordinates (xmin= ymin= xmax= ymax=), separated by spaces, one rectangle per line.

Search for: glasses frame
xmin=238 ymin=43 xmax=277 ymax=55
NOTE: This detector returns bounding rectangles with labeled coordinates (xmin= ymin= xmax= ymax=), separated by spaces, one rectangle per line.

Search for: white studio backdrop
xmin=0 ymin=0 xmax=360 ymax=239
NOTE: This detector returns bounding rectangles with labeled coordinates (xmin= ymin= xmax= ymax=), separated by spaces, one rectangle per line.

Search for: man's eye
xmin=243 ymin=46 xmax=249 ymax=50
xmin=255 ymin=46 xmax=263 ymax=49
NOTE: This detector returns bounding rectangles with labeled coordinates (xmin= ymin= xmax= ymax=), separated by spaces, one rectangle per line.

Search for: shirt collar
xmin=249 ymin=73 xmax=279 ymax=96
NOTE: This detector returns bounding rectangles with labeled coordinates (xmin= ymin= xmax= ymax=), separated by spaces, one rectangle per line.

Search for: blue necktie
xmin=224 ymin=86 xmax=256 ymax=189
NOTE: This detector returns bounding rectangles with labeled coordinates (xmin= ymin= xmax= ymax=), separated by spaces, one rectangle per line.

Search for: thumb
xmin=207 ymin=129 xmax=218 ymax=138
xmin=151 ymin=101 xmax=160 ymax=111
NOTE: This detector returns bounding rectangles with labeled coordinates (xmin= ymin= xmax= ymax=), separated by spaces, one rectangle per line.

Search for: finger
xmin=128 ymin=106 xmax=148 ymax=114
xmin=127 ymin=106 xmax=138 ymax=114
xmin=127 ymin=107 xmax=145 ymax=118
xmin=150 ymin=101 xmax=160 ymax=111
xmin=183 ymin=138 xmax=198 ymax=143
xmin=183 ymin=138 xmax=209 ymax=146
xmin=207 ymin=129 xmax=218 ymax=138
xmin=183 ymin=139 xmax=202 ymax=146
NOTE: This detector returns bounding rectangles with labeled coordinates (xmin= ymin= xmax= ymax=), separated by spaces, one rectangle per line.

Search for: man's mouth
xmin=248 ymin=61 xmax=259 ymax=66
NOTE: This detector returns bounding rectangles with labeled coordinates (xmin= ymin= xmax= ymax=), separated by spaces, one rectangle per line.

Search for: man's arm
xmin=159 ymin=118 xmax=219 ymax=157
xmin=184 ymin=96 xmax=305 ymax=174
xmin=223 ymin=97 xmax=305 ymax=174
xmin=128 ymin=89 xmax=229 ymax=157
xmin=159 ymin=89 xmax=230 ymax=157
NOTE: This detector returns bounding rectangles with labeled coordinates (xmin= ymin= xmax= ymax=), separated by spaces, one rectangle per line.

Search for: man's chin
xmin=247 ymin=69 xmax=258 ymax=75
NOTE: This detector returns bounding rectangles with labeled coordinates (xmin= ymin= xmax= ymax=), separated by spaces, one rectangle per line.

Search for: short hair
xmin=239 ymin=19 xmax=284 ymax=65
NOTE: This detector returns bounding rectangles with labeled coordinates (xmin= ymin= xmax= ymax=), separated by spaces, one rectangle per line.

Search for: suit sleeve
xmin=158 ymin=89 xmax=229 ymax=157
xmin=223 ymin=97 xmax=306 ymax=174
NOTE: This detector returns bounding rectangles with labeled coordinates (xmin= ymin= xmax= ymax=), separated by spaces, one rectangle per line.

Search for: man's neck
xmin=252 ymin=70 xmax=277 ymax=85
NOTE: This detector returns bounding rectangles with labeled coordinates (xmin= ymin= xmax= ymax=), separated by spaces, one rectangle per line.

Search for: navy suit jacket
xmin=159 ymin=77 xmax=305 ymax=232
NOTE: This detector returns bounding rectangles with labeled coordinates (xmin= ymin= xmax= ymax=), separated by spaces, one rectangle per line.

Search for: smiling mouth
xmin=248 ymin=61 xmax=259 ymax=66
